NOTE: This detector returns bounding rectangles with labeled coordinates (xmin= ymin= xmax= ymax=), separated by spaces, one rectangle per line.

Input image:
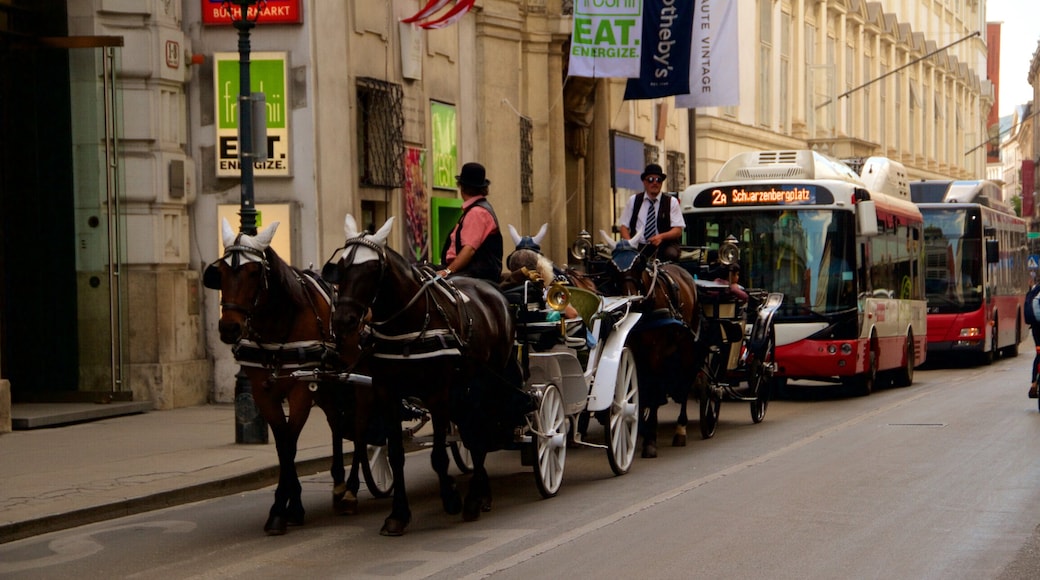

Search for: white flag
xmin=676 ymin=0 xmax=739 ymax=108
xmin=568 ymin=0 xmax=644 ymax=79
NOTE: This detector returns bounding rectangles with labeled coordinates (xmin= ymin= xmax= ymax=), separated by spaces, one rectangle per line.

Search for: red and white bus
xmin=680 ymin=150 xmax=926 ymax=395
xmin=910 ymin=179 xmax=1028 ymax=363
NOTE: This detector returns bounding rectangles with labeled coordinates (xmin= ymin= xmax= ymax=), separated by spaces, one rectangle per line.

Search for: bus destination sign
xmin=694 ymin=184 xmax=832 ymax=208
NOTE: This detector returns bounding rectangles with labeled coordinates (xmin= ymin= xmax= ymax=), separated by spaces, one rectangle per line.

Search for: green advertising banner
xmin=214 ymin=52 xmax=290 ymax=177
xmin=431 ymin=101 xmax=457 ymax=190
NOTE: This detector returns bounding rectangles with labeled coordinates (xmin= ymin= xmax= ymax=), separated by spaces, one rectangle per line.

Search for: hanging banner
xmin=568 ymin=0 xmax=644 ymax=79
xmin=676 ymin=0 xmax=740 ymax=108
xmin=431 ymin=102 xmax=457 ymax=190
xmin=403 ymin=147 xmax=430 ymax=262
xmin=214 ymin=52 xmax=291 ymax=177
xmin=623 ymin=0 xmax=694 ymax=100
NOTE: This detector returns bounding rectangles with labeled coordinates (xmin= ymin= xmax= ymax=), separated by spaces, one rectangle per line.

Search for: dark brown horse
xmin=322 ymin=214 xmax=528 ymax=536
xmin=598 ymin=231 xmax=706 ymax=458
xmin=203 ymin=218 xmax=368 ymax=535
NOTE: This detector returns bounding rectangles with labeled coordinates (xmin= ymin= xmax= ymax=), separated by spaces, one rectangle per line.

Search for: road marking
xmin=462 ymin=389 xmax=935 ymax=579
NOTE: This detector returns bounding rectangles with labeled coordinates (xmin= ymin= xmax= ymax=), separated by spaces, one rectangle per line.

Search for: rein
xmin=220 ymin=242 xmax=337 ymax=369
xmin=336 ymin=238 xmax=472 ymax=357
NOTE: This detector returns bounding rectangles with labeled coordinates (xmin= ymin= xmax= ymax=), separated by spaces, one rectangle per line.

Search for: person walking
xmin=618 ymin=163 xmax=684 ymax=262
xmin=437 ymin=162 xmax=504 ymax=283
xmin=1027 ymin=279 xmax=1040 ymax=398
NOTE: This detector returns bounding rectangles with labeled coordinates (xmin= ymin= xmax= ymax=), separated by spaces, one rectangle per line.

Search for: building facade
xmin=0 ymin=0 xmax=994 ymax=422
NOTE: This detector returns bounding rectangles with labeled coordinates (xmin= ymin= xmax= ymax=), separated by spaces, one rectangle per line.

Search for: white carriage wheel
xmin=533 ymin=384 xmax=567 ymax=498
xmin=450 ymin=438 xmax=474 ymax=474
xmin=607 ymin=348 xmax=639 ymax=476
xmin=362 ymin=444 xmax=393 ymax=498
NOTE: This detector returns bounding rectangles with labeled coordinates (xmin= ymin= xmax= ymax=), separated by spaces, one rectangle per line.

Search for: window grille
xmin=356 ymin=77 xmax=404 ymax=188
xmin=520 ymin=115 xmax=534 ymax=203
xmin=644 ymin=145 xmax=659 ymax=167
xmin=666 ymin=151 xmax=686 ymax=191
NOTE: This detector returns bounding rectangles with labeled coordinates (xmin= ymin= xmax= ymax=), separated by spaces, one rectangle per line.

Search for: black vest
xmin=628 ymin=192 xmax=676 ymax=242
xmin=441 ymin=197 xmax=503 ymax=283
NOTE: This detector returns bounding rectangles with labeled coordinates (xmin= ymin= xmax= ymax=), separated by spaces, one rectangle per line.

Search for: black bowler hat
xmin=456 ymin=162 xmax=490 ymax=188
xmin=640 ymin=163 xmax=666 ymax=181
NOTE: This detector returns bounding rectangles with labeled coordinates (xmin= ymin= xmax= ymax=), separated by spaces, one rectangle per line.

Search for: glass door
xmin=68 ymin=41 xmax=129 ymax=396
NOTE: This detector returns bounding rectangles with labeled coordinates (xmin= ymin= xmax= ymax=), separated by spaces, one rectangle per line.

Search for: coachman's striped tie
xmin=645 ymin=198 xmax=657 ymax=240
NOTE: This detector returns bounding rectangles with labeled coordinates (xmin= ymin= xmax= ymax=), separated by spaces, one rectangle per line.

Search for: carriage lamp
xmin=225 ymin=0 xmax=264 ymax=235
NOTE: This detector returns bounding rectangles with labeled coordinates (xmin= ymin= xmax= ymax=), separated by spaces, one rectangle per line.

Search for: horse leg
xmin=640 ymin=403 xmax=658 ymax=459
xmin=246 ymin=379 xmax=294 ymax=535
xmin=380 ymin=388 xmax=412 ymax=536
xmin=429 ymin=407 xmax=462 ymax=516
xmin=673 ymin=388 xmax=688 ymax=447
xmin=341 ymin=383 xmax=371 ymax=515
xmin=279 ymin=388 xmax=312 ymax=529
xmin=463 ymin=444 xmax=491 ymax=522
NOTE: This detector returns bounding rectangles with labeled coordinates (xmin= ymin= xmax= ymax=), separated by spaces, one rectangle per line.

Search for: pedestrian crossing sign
xmin=1029 ymin=255 xmax=1039 ymax=270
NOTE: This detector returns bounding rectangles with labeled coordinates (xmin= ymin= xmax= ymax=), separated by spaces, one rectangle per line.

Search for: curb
xmin=0 ymin=454 xmax=339 ymax=545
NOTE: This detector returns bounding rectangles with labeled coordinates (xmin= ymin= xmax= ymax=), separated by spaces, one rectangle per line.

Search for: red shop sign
xmin=202 ymin=0 xmax=302 ymax=25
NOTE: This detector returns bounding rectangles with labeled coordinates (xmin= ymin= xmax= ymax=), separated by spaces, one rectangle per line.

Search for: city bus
xmin=910 ymin=179 xmax=1028 ymax=363
xmin=679 ymin=150 xmax=926 ymax=395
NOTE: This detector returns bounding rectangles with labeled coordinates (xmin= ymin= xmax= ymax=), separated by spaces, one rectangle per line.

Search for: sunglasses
xmin=644 ymin=176 xmax=664 ymax=183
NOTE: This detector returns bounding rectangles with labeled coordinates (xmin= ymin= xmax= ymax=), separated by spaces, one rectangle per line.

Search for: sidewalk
xmin=0 ymin=404 xmax=343 ymax=544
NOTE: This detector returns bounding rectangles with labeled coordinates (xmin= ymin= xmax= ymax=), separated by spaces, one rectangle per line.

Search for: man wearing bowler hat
xmin=438 ymin=162 xmax=503 ymax=283
xmin=619 ymin=163 xmax=684 ymax=261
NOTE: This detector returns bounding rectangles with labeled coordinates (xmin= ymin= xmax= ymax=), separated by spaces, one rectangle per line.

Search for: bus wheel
xmin=981 ymin=323 xmax=997 ymax=366
xmin=843 ymin=346 xmax=876 ymax=397
xmin=892 ymin=334 xmax=914 ymax=388
xmin=1003 ymin=319 xmax=1021 ymax=358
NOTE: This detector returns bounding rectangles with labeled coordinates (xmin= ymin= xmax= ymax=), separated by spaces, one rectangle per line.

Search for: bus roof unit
xmin=944 ymin=180 xmax=1012 ymax=213
xmin=712 ymin=150 xmax=863 ymax=184
xmin=859 ymin=157 xmax=910 ymax=200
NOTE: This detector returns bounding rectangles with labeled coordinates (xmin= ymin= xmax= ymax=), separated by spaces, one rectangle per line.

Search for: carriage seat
xmin=695 ymin=279 xmax=748 ymax=321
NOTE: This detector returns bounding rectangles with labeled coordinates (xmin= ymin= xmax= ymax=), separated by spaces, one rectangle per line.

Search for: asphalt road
xmin=2 ymin=353 xmax=1040 ymax=579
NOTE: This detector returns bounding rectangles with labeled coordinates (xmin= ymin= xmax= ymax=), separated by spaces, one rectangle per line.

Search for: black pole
xmin=231 ymin=0 xmax=259 ymax=235
xmin=228 ymin=1 xmax=266 ymax=444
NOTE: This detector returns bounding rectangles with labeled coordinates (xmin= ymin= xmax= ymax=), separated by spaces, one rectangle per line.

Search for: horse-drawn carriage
xmin=568 ymin=231 xmax=783 ymax=442
xmin=504 ymin=270 xmax=645 ymax=496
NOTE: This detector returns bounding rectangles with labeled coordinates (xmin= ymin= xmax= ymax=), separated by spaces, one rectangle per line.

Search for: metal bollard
xmin=235 ymin=369 xmax=268 ymax=444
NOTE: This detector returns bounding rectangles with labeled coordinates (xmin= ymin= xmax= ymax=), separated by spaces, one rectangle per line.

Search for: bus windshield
xmin=920 ymin=208 xmax=984 ymax=313
xmin=685 ymin=209 xmax=858 ymax=316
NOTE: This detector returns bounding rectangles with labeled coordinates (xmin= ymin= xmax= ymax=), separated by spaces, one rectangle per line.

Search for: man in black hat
xmin=619 ymin=163 xmax=684 ymax=261
xmin=437 ymin=162 xmax=504 ymax=282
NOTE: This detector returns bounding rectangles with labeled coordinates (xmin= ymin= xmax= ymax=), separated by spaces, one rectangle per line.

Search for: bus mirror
xmin=857 ymin=200 xmax=878 ymax=237
xmin=986 ymin=238 xmax=999 ymax=263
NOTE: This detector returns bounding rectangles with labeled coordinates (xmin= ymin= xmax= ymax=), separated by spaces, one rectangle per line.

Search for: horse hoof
xmin=334 ymin=491 xmax=359 ymax=515
xmin=443 ymin=492 xmax=463 ymax=515
xmin=641 ymin=443 xmax=658 ymax=458
xmin=264 ymin=516 xmax=288 ymax=536
xmin=462 ymin=506 xmax=481 ymax=522
xmin=380 ymin=517 xmax=408 ymax=536
xmin=672 ymin=433 xmax=687 ymax=447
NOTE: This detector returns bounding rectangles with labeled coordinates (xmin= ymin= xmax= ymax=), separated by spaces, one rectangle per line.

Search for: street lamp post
xmin=227 ymin=0 xmax=261 ymax=235
xmin=226 ymin=0 xmax=267 ymax=444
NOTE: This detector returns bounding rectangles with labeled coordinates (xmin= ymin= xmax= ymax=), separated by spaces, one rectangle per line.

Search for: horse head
xmin=322 ymin=214 xmax=395 ymax=343
xmin=600 ymin=229 xmax=648 ymax=296
xmin=204 ymin=217 xmax=280 ymax=344
xmin=504 ymin=223 xmax=556 ymax=288
xmin=507 ymin=223 xmax=548 ymax=254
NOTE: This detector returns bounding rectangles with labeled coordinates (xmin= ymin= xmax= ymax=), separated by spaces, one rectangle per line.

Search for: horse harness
xmin=337 ymin=237 xmax=474 ymax=361
xmin=209 ymin=239 xmax=337 ymax=372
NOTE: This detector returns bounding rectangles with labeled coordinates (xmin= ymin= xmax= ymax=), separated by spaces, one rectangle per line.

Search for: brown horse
xmin=203 ymin=218 xmax=368 ymax=535
xmin=322 ymin=214 xmax=529 ymax=536
xmin=598 ymin=231 xmax=706 ymax=458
